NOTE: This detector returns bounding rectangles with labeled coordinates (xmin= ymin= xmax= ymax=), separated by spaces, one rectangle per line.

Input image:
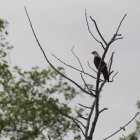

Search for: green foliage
xmin=119 ymin=133 xmax=138 ymax=140
xmin=0 ymin=19 xmax=83 ymax=140
xmin=119 ymin=101 xmax=140 ymax=140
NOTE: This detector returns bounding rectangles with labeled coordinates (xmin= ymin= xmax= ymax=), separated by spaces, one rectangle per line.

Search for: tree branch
xmin=85 ymin=9 xmax=105 ymax=50
xmin=111 ymin=72 xmax=118 ymax=82
xmin=80 ymin=73 xmax=95 ymax=96
xmin=58 ymin=112 xmax=86 ymax=137
xmin=24 ymin=7 xmax=94 ymax=97
xmin=90 ymin=16 xmax=107 ymax=46
xmin=115 ymin=14 xmax=127 ymax=35
xmin=108 ymin=52 xmax=115 ymax=74
xmin=78 ymin=103 xmax=92 ymax=109
xmin=71 ymin=46 xmax=84 ymax=72
xmin=48 ymin=135 xmax=52 ymax=140
xmin=108 ymin=14 xmax=127 ymax=45
xmin=99 ymin=108 xmax=108 ymax=114
xmin=103 ymin=112 xmax=139 ymax=140
xmin=52 ymin=53 xmax=97 ymax=80
xmin=87 ymin=61 xmax=97 ymax=73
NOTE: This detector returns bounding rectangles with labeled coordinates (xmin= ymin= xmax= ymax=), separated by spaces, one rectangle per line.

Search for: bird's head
xmin=91 ymin=51 xmax=100 ymax=57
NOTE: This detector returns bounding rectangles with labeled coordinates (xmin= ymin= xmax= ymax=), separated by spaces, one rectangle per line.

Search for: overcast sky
xmin=0 ymin=0 xmax=140 ymax=140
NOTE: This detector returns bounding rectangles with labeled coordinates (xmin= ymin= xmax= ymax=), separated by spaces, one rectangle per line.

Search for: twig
xmin=51 ymin=105 xmax=87 ymax=138
xmin=58 ymin=112 xmax=86 ymax=137
xmin=48 ymin=135 xmax=52 ymax=140
xmin=114 ymin=37 xmax=123 ymax=41
xmin=57 ymin=111 xmax=86 ymax=129
xmin=85 ymin=9 xmax=105 ymax=50
xmin=52 ymin=54 xmax=97 ymax=80
xmin=72 ymin=119 xmax=86 ymax=137
xmin=103 ymin=112 xmax=139 ymax=140
xmin=87 ymin=61 xmax=104 ymax=82
xmin=108 ymin=52 xmax=115 ymax=74
xmin=109 ymin=14 xmax=127 ymax=45
xmin=90 ymin=88 xmax=96 ymax=92
xmin=99 ymin=108 xmax=108 ymax=114
xmin=78 ymin=103 xmax=92 ymax=109
xmin=115 ymin=14 xmax=127 ymax=35
xmin=80 ymin=73 xmax=95 ymax=96
xmin=24 ymin=7 xmax=94 ymax=97
xmin=111 ymin=72 xmax=118 ymax=82
xmin=90 ymin=16 xmax=107 ymax=46
xmin=109 ymin=70 xmax=114 ymax=76
xmin=71 ymin=46 xmax=84 ymax=72
xmin=87 ymin=61 xmax=97 ymax=73
xmin=79 ymin=115 xmax=88 ymax=120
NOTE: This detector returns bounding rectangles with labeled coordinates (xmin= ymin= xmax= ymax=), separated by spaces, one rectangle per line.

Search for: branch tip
xmin=103 ymin=112 xmax=139 ymax=140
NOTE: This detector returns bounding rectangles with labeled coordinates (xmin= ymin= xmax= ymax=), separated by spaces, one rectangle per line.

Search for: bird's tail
xmin=102 ymin=68 xmax=109 ymax=82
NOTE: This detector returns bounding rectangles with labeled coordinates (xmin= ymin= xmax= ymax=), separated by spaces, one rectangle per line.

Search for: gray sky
xmin=0 ymin=0 xmax=140 ymax=140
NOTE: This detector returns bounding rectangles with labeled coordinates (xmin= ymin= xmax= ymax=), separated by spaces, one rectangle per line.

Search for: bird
xmin=91 ymin=51 xmax=109 ymax=82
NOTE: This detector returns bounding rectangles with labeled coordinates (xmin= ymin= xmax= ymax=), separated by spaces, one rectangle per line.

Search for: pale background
xmin=0 ymin=0 xmax=140 ymax=140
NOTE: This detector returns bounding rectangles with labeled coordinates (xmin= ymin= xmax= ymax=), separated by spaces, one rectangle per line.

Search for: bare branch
xmin=115 ymin=13 xmax=127 ymax=35
xmin=58 ymin=112 xmax=86 ymax=137
xmin=52 ymin=54 xmax=97 ymax=80
xmin=87 ymin=61 xmax=104 ymax=82
xmin=79 ymin=115 xmax=88 ymax=120
xmin=90 ymin=16 xmax=107 ymax=46
xmin=24 ymin=7 xmax=93 ymax=97
xmin=114 ymin=37 xmax=123 ymax=41
xmin=109 ymin=14 xmax=127 ymax=45
xmin=109 ymin=70 xmax=114 ymax=76
xmin=71 ymin=46 xmax=84 ymax=72
xmin=85 ymin=9 xmax=105 ymax=50
xmin=110 ymin=72 xmax=118 ymax=82
xmin=72 ymin=120 xmax=86 ymax=138
xmin=103 ymin=112 xmax=139 ymax=140
xmin=87 ymin=61 xmax=97 ymax=73
xmin=78 ymin=103 xmax=92 ymax=109
xmin=99 ymin=108 xmax=108 ymax=114
xmin=57 ymin=111 xmax=86 ymax=129
xmin=51 ymin=105 xmax=87 ymax=137
xmin=48 ymin=135 xmax=52 ymax=140
xmin=108 ymin=52 xmax=115 ymax=74
xmin=90 ymin=88 xmax=96 ymax=92
xmin=80 ymin=73 xmax=95 ymax=96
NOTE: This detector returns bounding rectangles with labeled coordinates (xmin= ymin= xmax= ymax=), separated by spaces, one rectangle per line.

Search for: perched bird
xmin=91 ymin=51 xmax=109 ymax=82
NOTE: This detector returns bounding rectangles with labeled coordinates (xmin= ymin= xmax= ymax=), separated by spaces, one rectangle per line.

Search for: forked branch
xmin=71 ymin=46 xmax=84 ymax=72
xmin=52 ymin=53 xmax=97 ymax=80
xmin=24 ymin=7 xmax=94 ymax=97
xmin=85 ymin=9 xmax=105 ymax=50
xmin=90 ymin=16 xmax=107 ymax=45
xmin=115 ymin=14 xmax=127 ymax=35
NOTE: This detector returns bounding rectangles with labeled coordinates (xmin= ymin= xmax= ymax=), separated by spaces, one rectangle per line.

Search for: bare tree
xmin=25 ymin=7 xmax=139 ymax=140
